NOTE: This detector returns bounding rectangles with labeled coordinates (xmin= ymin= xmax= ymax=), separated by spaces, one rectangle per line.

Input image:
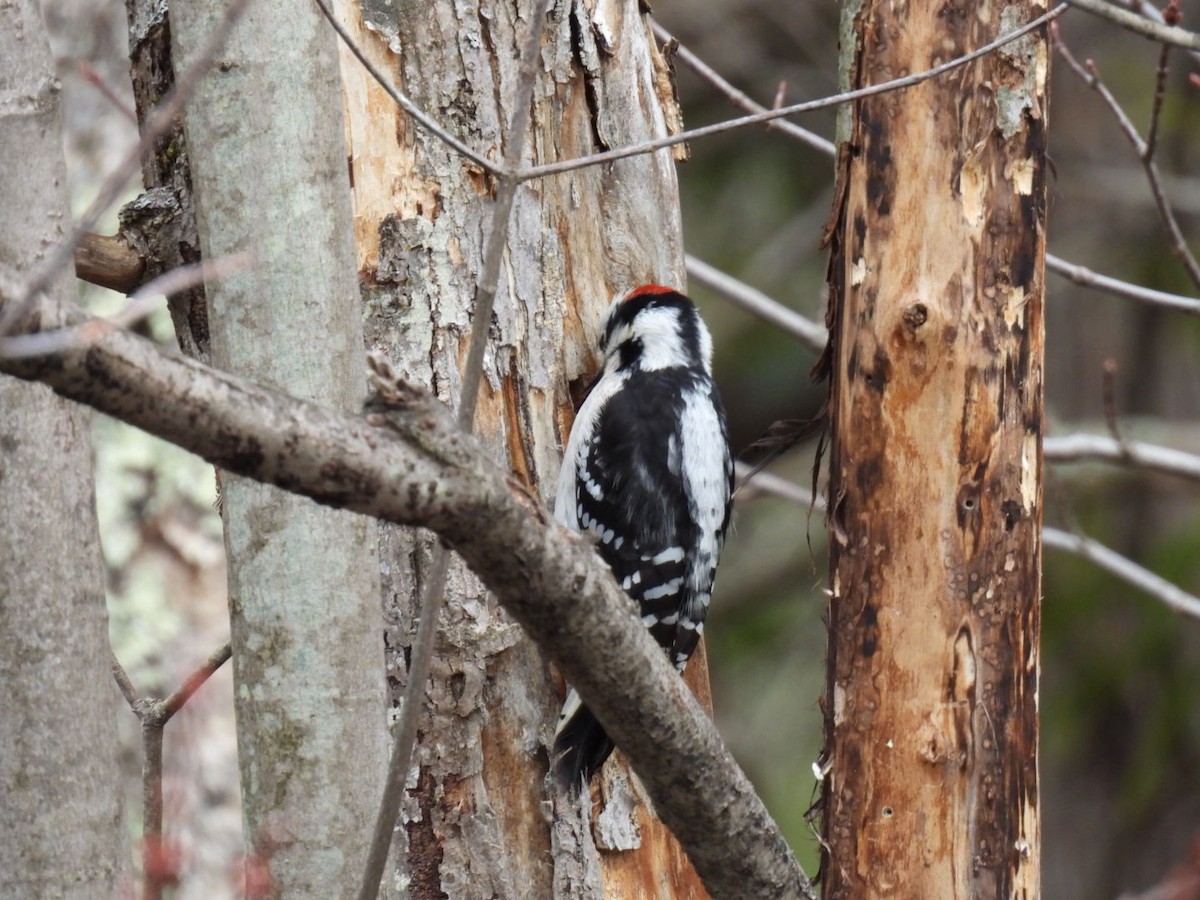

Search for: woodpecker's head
xmin=600 ymin=285 xmax=714 ymax=375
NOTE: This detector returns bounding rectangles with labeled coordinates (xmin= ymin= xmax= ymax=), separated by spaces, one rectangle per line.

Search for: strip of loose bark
xmin=0 ymin=306 xmax=813 ymax=900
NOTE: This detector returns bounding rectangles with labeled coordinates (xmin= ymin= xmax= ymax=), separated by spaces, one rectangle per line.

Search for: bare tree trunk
xmin=333 ymin=0 xmax=706 ymax=893
xmin=0 ymin=2 xmax=126 ymax=894
xmin=168 ymin=2 xmax=389 ymax=895
xmin=820 ymin=1 xmax=1047 ymax=896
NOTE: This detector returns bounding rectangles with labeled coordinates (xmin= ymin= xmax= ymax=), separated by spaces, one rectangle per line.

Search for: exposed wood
xmin=821 ymin=0 xmax=1048 ymax=896
xmin=74 ymin=231 xmax=146 ymax=293
xmin=333 ymin=0 xmax=710 ymax=894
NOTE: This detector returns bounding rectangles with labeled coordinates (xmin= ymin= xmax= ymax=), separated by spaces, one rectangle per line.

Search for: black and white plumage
xmin=552 ymin=285 xmax=734 ymax=791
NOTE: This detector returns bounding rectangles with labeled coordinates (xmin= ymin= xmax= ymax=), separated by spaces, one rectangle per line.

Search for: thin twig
xmin=519 ymin=5 xmax=1067 ymax=182
xmin=1101 ymin=359 xmax=1126 ymax=447
xmin=1121 ymin=0 xmax=1200 ymax=64
xmin=162 ymin=641 xmax=233 ymax=719
xmin=0 ymin=255 xmax=251 ymax=360
xmin=357 ymin=3 xmax=553 ymax=897
xmin=111 ymin=649 xmax=140 ymax=708
xmin=1045 ymin=254 xmax=1200 ymax=315
xmin=1043 ymin=527 xmax=1200 ymax=619
xmin=77 ymin=60 xmax=138 ymax=123
xmin=0 ymin=0 xmax=252 ymax=338
xmin=686 ymin=255 xmax=827 ymax=352
xmin=739 ymin=465 xmax=1200 ymax=620
xmin=663 ymin=19 xmax=1200 ymax=319
xmin=1144 ymin=17 xmax=1175 ymax=162
xmin=311 ymin=0 xmax=503 ymax=176
xmin=1045 ymin=433 xmax=1200 ymax=482
xmin=1065 ymin=0 xmax=1200 ymax=49
xmin=651 ymin=22 xmax=836 ymax=158
xmin=108 ymin=642 xmax=232 ymax=900
xmin=1054 ymin=31 xmax=1200 ymax=289
xmin=735 ymin=462 xmax=822 ymax=508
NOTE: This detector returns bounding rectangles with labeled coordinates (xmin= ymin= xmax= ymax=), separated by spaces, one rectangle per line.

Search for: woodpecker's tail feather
xmin=553 ymin=689 xmax=614 ymax=793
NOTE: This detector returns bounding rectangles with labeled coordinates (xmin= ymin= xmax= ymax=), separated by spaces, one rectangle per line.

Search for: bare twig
xmin=1143 ymin=4 xmax=1176 ymax=162
xmin=1065 ymin=0 xmax=1200 ymax=49
xmin=111 ymin=650 xmax=140 ymax=708
xmin=1054 ymin=31 xmax=1200 ymax=289
xmin=1043 ymin=527 xmax=1200 ymax=619
xmin=0 ymin=0 xmax=251 ymax=338
xmin=77 ymin=60 xmax=138 ymax=123
xmin=735 ymin=462 xmax=822 ymax=508
xmin=311 ymin=0 xmax=503 ymax=176
xmin=735 ymin=464 xmax=1200 ymax=620
xmin=662 ymin=20 xmax=1200 ymax=320
xmin=686 ymin=255 xmax=827 ymax=352
xmin=1121 ymin=0 xmax=1200 ymax=64
xmin=1 ymin=255 xmax=250 ymax=360
xmin=651 ymin=22 xmax=836 ymax=157
xmin=1045 ymin=254 xmax=1200 ymax=315
xmin=162 ymin=642 xmax=233 ymax=719
xmin=519 ymin=5 xmax=1067 ymax=182
xmin=108 ymin=643 xmax=232 ymax=900
xmin=1045 ymin=433 xmax=1200 ymax=482
xmin=357 ymin=2 xmax=553 ymax=897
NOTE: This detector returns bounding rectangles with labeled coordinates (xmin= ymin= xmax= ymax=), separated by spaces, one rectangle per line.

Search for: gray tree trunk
xmin=0 ymin=1 xmax=126 ymax=895
xmin=168 ymin=1 xmax=389 ymax=894
xmin=334 ymin=0 xmax=703 ymax=893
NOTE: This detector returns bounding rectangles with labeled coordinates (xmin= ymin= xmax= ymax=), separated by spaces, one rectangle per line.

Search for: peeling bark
xmin=334 ymin=0 xmax=704 ymax=894
xmin=123 ymin=0 xmax=209 ymax=359
xmin=821 ymin=0 xmax=1047 ymax=896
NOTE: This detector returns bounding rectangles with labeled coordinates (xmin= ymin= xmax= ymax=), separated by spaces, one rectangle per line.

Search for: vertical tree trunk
xmin=333 ymin=0 xmax=706 ymax=893
xmin=168 ymin=2 xmax=389 ymax=895
xmin=821 ymin=1 xmax=1046 ymax=897
xmin=0 ymin=2 xmax=126 ymax=894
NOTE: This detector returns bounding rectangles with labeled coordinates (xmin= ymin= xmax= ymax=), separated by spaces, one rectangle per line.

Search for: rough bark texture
xmin=123 ymin=0 xmax=209 ymax=359
xmin=167 ymin=2 xmax=389 ymax=895
xmin=821 ymin=1 xmax=1047 ymax=897
xmin=0 ymin=316 xmax=811 ymax=899
xmin=333 ymin=0 xmax=706 ymax=895
xmin=0 ymin=2 xmax=126 ymax=894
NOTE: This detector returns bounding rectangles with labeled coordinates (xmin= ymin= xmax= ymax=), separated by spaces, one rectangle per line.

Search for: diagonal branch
xmin=687 ymin=255 xmax=827 ymax=352
xmin=1065 ymin=0 xmax=1200 ymax=49
xmin=1045 ymin=433 xmax=1200 ymax=483
xmin=519 ymin=5 xmax=1067 ymax=181
xmin=1054 ymin=31 xmax=1200 ymax=290
xmin=1043 ymin=527 xmax=1200 ymax=619
xmin=0 ymin=300 xmax=814 ymax=900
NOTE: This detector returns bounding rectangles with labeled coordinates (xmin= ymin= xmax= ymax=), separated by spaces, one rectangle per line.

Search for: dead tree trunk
xmin=333 ymin=0 xmax=706 ymax=894
xmin=821 ymin=1 xmax=1047 ymax=896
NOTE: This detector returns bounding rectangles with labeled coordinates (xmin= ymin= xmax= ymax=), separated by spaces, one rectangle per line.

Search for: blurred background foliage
xmin=43 ymin=0 xmax=1199 ymax=895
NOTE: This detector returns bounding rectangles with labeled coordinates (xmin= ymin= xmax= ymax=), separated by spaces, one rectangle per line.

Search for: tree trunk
xmin=333 ymin=0 xmax=706 ymax=894
xmin=821 ymin=1 xmax=1046 ymax=897
xmin=0 ymin=2 xmax=126 ymax=894
xmin=168 ymin=2 xmax=389 ymax=895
